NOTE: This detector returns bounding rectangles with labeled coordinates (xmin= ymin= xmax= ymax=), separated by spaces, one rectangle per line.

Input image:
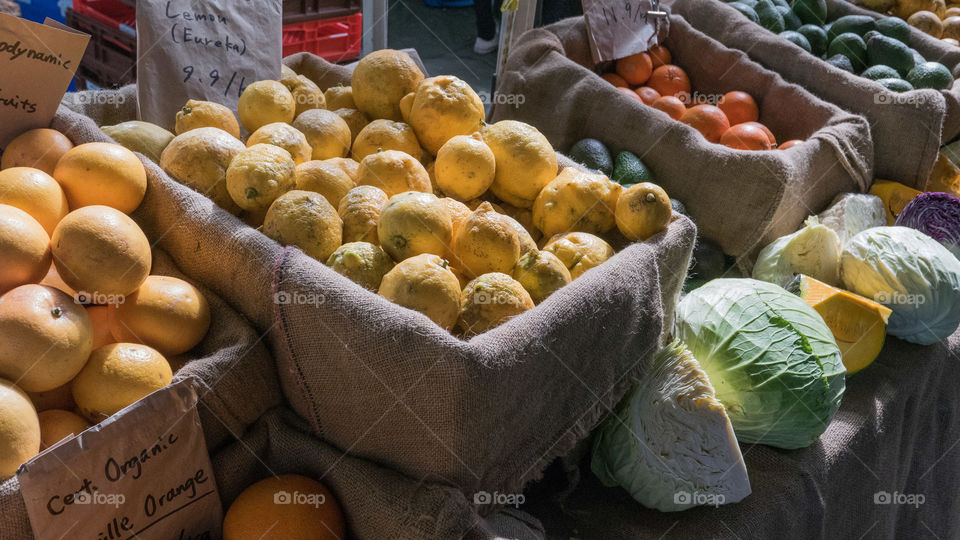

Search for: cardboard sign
xmin=0 ymin=13 xmax=89 ymax=147
xmin=136 ymin=0 xmax=283 ymax=131
xmin=18 ymin=379 xmax=222 ymax=540
xmin=582 ymin=0 xmax=669 ymax=64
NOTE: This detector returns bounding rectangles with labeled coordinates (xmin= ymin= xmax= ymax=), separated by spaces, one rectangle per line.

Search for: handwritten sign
xmin=137 ymin=0 xmax=283 ymax=130
xmin=0 ymin=14 xmax=88 ymax=147
xmin=582 ymin=0 xmax=669 ymax=64
xmin=18 ymin=379 xmax=222 ymax=540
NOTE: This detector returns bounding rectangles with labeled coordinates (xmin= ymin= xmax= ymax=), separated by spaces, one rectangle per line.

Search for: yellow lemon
xmin=0 ymin=205 xmax=51 ymax=294
xmin=263 ymin=190 xmax=343 ymax=262
xmin=295 ymin=160 xmax=356 ymax=208
xmin=324 ymin=157 xmax=360 ymax=183
xmin=226 ymin=144 xmax=297 ymax=212
xmin=175 ymin=99 xmax=241 ymax=138
xmin=238 ymin=80 xmax=296 ymax=132
xmin=246 ymin=122 xmax=313 ymax=165
xmin=500 ymin=203 xmax=541 ymax=243
xmin=324 ymin=85 xmax=356 ymax=110
xmin=504 ymin=214 xmax=538 ymax=254
xmin=403 ymin=75 xmax=485 ymax=154
xmin=379 ymin=253 xmax=461 ymax=329
xmin=160 ymin=127 xmax=246 ymax=214
xmin=108 ymin=275 xmax=211 ymax=356
xmin=327 ymin=241 xmax=395 ymax=291
xmin=280 ymin=64 xmax=297 ymax=82
xmin=438 ymin=197 xmax=472 ymax=239
xmin=54 ymin=142 xmax=148 ymax=214
xmin=72 ymin=343 xmax=172 ymax=422
xmin=482 ymin=121 xmax=558 ymax=208
xmin=351 ymin=49 xmax=424 ymax=120
xmin=357 ymin=150 xmax=431 ymax=197
xmin=512 ymin=249 xmax=571 ymax=304
xmin=0 ymin=167 xmax=69 ymax=235
xmin=283 ymin=74 xmax=326 ymax=117
xmin=38 ymin=409 xmax=90 ymax=450
xmin=352 ymin=119 xmax=422 ymax=162
xmin=292 ymin=109 xmax=352 ymax=160
xmin=543 ymin=232 xmax=614 ymax=279
xmin=0 ymin=378 xmax=40 ymax=478
xmin=457 ymin=272 xmax=534 ymax=336
xmin=222 ymin=475 xmax=346 ymax=540
xmin=435 ymin=133 xmax=495 ymax=201
xmin=532 ymin=168 xmax=622 ymax=238
xmin=451 ymin=202 xmax=521 ymax=278
xmin=333 ymin=107 xmax=370 ymax=144
xmin=378 ymin=191 xmax=452 ymax=261
xmin=615 ymin=182 xmax=672 ymax=241
xmin=338 ymin=185 xmax=388 ymax=245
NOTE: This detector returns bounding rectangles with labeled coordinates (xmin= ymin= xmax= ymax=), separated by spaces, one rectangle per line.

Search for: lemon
xmin=438 ymin=197 xmax=472 ymax=239
xmin=0 ymin=204 xmax=51 ymax=294
xmin=175 ymin=99 xmax=241 ymax=138
xmin=326 ymin=85 xmax=356 ymax=110
xmin=54 ymin=142 xmax=148 ymax=214
xmin=327 ymin=241 xmax=395 ymax=291
xmin=246 ymin=123 xmax=313 ymax=165
xmin=378 ymin=191 xmax=453 ymax=261
xmin=226 ymin=144 xmax=296 ymax=212
xmin=223 ymin=475 xmax=345 ymax=540
xmin=238 ymin=80 xmax=296 ymax=132
xmin=457 ymin=272 xmax=534 ymax=336
xmin=294 ymin=160 xmax=356 ymax=208
xmin=615 ymin=182 xmax=672 ymax=241
xmin=338 ymin=185 xmax=388 ymax=245
xmin=402 ymin=75 xmax=485 ymax=154
xmin=500 ymin=203 xmax=541 ymax=244
xmin=482 ymin=121 xmax=558 ymax=208
xmin=451 ymin=202 xmax=521 ymax=278
xmin=283 ymin=74 xmax=326 ymax=117
xmin=108 ymin=276 xmax=211 ymax=356
xmin=435 ymin=133 xmax=496 ymax=201
xmin=292 ymin=109 xmax=352 ymax=160
xmin=38 ymin=409 xmax=90 ymax=450
xmin=512 ymin=250 xmax=572 ymax=304
xmin=533 ymin=168 xmax=622 ymax=238
xmin=357 ymin=150 xmax=431 ymax=197
xmin=263 ymin=190 xmax=343 ymax=262
xmin=160 ymin=127 xmax=246 ymax=214
xmin=324 ymin=157 xmax=360 ymax=182
xmin=333 ymin=108 xmax=370 ymax=144
xmin=280 ymin=64 xmax=297 ymax=81
xmin=543 ymin=232 xmax=614 ymax=279
xmin=504 ymin=214 xmax=538 ymax=254
xmin=352 ymin=119 xmax=422 ymax=162
xmin=352 ymin=49 xmax=425 ymax=120
xmin=0 ymin=378 xmax=40 ymax=478
xmin=73 ymin=343 xmax=172 ymax=422
xmin=379 ymin=253 xmax=461 ymax=329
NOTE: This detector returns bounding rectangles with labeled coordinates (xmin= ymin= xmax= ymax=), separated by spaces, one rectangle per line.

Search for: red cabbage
xmin=895 ymin=192 xmax=960 ymax=260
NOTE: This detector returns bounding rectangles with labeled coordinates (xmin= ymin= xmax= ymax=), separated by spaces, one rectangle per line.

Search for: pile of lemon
xmin=152 ymin=50 xmax=672 ymax=336
xmin=0 ymin=129 xmax=211 ymax=478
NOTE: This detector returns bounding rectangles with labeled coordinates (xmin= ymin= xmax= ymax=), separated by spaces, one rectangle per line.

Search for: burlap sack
xmin=492 ymin=15 xmax=874 ymax=268
xmin=668 ymin=0 xmax=960 ymax=188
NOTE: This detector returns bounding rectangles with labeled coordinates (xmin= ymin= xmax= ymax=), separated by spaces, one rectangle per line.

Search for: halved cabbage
xmin=753 ymin=216 xmax=841 ymax=287
xmin=817 ymin=193 xmax=886 ymax=248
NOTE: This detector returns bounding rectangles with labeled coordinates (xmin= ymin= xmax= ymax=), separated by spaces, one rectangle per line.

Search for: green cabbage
xmin=753 ymin=216 xmax=842 ymax=287
xmin=591 ymin=341 xmax=750 ymax=511
xmin=675 ymin=279 xmax=846 ymax=449
xmin=841 ymin=226 xmax=960 ymax=345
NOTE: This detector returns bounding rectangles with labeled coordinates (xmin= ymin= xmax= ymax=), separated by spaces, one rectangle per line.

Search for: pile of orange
xmin=603 ymin=45 xmax=803 ymax=151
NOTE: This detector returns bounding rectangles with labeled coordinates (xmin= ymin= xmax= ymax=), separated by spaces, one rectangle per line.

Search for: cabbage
xmin=753 ymin=216 xmax=841 ymax=287
xmin=895 ymin=192 xmax=960 ymax=260
xmin=675 ymin=278 xmax=846 ymax=449
xmin=841 ymin=226 xmax=960 ymax=345
xmin=817 ymin=193 xmax=886 ymax=248
xmin=591 ymin=341 xmax=750 ymax=511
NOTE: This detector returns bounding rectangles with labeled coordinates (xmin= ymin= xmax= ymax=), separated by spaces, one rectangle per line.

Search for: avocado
xmin=861 ymin=64 xmax=901 ymax=80
xmin=728 ymin=2 xmax=760 ymax=22
xmin=877 ymin=17 xmax=911 ymax=44
xmin=863 ymin=30 xmax=881 ymax=42
xmin=798 ymin=24 xmax=829 ymax=56
xmin=910 ymin=48 xmax=927 ymax=65
xmin=828 ymin=33 xmax=868 ymax=72
xmin=730 ymin=0 xmax=759 ymax=7
xmin=907 ymin=61 xmax=955 ymax=90
xmin=774 ymin=5 xmax=801 ymax=30
xmin=791 ymin=0 xmax=827 ymax=26
xmin=877 ymin=77 xmax=915 ymax=92
xmin=569 ymin=138 xmax=613 ymax=175
xmin=825 ymin=53 xmax=856 ymax=73
xmin=771 ymin=0 xmax=790 ymax=7
xmin=755 ymin=0 xmax=786 ymax=33
xmin=612 ymin=151 xmax=654 ymax=186
xmin=780 ymin=30 xmax=813 ymax=52
xmin=827 ymin=15 xmax=877 ymax=43
xmin=866 ymin=34 xmax=915 ymax=76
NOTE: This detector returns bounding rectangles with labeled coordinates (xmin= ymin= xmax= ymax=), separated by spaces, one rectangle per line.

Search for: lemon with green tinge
xmin=379 ymin=253 xmax=461 ymax=329
xmin=457 ymin=272 xmax=534 ymax=336
xmin=327 ymin=241 xmax=395 ymax=291
xmin=226 ymin=144 xmax=296 ymax=212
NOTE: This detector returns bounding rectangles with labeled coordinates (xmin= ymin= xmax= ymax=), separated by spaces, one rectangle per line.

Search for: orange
xmin=0 ymin=204 xmax=51 ymax=294
xmin=741 ymin=121 xmax=777 ymax=145
xmin=720 ymin=123 xmax=772 ymax=150
xmin=27 ymin=381 xmax=76 ymax=412
xmin=680 ymin=105 xmax=730 ymax=143
xmin=779 ymin=139 xmax=803 ymax=150
xmin=615 ymin=52 xmax=653 ymax=86
xmin=0 ymin=167 xmax=69 ymax=235
xmin=601 ymin=73 xmax=629 ymax=87
xmin=618 ymin=87 xmax=644 ymax=102
xmin=223 ymin=474 xmax=346 ymax=540
xmin=40 ymin=264 xmax=76 ymax=297
xmin=1 ymin=128 xmax=73 ymax=175
xmin=0 ymin=284 xmax=93 ymax=392
xmin=38 ymin=409 xmax=90 ymax=450
xmin=647 ymin=65 xmax=692 ymax=102
xmin=86 ymin=305 xmax=115 ymax=349
xmin=53 ymin=142 xmax=147 ymax=214
xmin=648 ymin=45 xmax=672 ymax=69
xmin=651 ymin=96 xmax=686 ymax=120
xmin=634 ymin=86 xmax=661 ymax=105
xmin=0 ymin=378 xmax=40 ymax=478
xmin=108 ymin=276 xmax=211 ymax=356
xmin=72 ymin=343 xmax=172 ymax=422
xmin=718 ymin=91 xmax=759 ymax=126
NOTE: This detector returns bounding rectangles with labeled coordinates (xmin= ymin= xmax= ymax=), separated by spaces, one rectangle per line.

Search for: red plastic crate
xmin=282 ymin=12 xmax=362 ymax=63
xmin=73 ymin=0 xmax=136 ymax=37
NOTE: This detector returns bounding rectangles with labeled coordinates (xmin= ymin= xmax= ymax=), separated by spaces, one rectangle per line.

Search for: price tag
xmin=0 ymin=14 xmax=89 ymax=147
xmin=18 ymin=379 xmax=222 ymax=540
xmin=136 ymin=0 xmax=283 ymax=131
xmin=582 ymin=0 xmax=669 ymax=64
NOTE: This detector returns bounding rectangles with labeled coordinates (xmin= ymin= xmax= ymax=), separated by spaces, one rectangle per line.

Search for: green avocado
xmin=798 ymin=24 xmax=828 ymax=56
xmin=906 ymin=61 xmax=955 ymax=90
xmin=825 ymin=53 xmax=856 ymax=73
xmin=861 ymin=64 xmax=900 ymax=80
xmin=612 ymin=151 xmax=655 ymax=186
xmin=877 ymin=77 xmax=914 ymax=92
xmin=729 ymin=2 xmax=760 ymax=22
xmin=569 ymin=138 xmax=613 ymax=175
xmin=755 ymin=0 xmax=786 ymax=33
xmin=780 ymin=30 xmax=813 ymax=52
xmin=730 ymin=0 xmax=760 ymax=7
xmin=777 ymin=5 xmax=803 ymax=30
xmin=828 ymin=33 xmax=868 ymax=72
xmin=877 ymin=17 xmax=911 ymax=44
xmin=827 ymin=14 xmax=876 ymax=43
xmin=791 ymin=0 xmax=827 ymax=25
xmin=866 ymin=33 xmax=916 ymax=76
